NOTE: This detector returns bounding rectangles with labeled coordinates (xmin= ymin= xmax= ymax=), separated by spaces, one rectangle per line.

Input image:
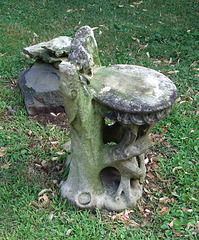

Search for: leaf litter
xmin=0 ymin=147 xmax=7 ymax=157
xmin=29 ymin=192 xmax=50 ymax=208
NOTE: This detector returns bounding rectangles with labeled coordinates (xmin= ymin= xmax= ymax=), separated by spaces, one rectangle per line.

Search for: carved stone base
xmin=60 ymin=119 xmax=150 ymax=210
xmin=59 ymin=26 xmax=177 ymax=211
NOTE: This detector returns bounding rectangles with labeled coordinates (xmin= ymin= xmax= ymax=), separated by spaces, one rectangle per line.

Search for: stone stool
xmin=59 ymin=62 xmax=177 ymax=211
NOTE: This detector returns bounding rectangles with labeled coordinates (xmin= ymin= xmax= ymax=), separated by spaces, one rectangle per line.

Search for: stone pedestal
xmin=59 ymin=62 xmax=177 ymax=211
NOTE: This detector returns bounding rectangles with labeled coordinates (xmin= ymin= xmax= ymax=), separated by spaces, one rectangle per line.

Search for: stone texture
xmin=59 ymin=61 xmax=177 ymax=211
xmin=23 ymin=36 xmax=72 ymax=63
xmin=59 ymin=27 xmax=177 ymax=211
xmin=90 ymin=64 xmax=177 ymax=125
xmin=18 ymin=62 xmax=64 ymax=115
xmin=59 ymin=62 xmax=154 ymax=211
xmin=91 ymin=65 xmax=177 ymax=113
xmin=68 ymin=25 xmax=101 ymax=76
xmin=20 ymin=27 xmax=101 ymax=115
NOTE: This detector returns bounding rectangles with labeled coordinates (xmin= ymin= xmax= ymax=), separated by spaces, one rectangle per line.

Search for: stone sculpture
xmin=20 ymin=25 xmax=177 ymax=210
xmin=59 ymin=26 xmax=177 ymax=211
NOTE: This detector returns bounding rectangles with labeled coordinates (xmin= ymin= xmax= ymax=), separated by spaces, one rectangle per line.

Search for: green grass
xmin=0 ymin=0 xmax=199 ymax=239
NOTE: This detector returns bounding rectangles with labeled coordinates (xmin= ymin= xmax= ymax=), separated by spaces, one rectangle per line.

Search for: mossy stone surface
xmin=91 ymin=65 xmax=177 ymax=113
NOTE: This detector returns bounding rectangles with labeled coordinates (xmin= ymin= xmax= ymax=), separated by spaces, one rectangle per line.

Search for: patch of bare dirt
xmin=32 ymin=112 xmax=70 ymax=129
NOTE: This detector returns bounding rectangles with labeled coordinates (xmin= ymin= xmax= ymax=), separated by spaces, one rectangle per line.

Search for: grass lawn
xmin=0 ymin=0 xmax=198 ymax=239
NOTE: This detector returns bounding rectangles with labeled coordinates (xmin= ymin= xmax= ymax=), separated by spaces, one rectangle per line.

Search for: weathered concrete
xmin=90 ymin=65 xmax=177 ymax=125
xmin=59 ymin=27 xmax=177 ymax=211
xmin=59 ymin=60 xmax=177 ymax=211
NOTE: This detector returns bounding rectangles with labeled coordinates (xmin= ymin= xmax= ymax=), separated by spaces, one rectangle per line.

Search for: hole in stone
xmin=136 ymin=156 xmax=140 ymax=168
xmin=130 ymin=178 xmax=139 ymax=189
xmin=136 ymin=124 xmax=149 ymax=139
xmin=105 ymin=117 xmax=116 ymax=126
xmin=91 ymin=99 xmax=95 ymax=107
xmin=48 ymin=51 xmax=57 ymax=58
xmin=79 ymin=68 xmax=92 ymax=78
xmin=103 ymin=120 xmax=124 ymax=145
xmin=99 ymin=167 xmax=121 ymax=194
xmin=121 ymin=191 xmax=125 ymax=196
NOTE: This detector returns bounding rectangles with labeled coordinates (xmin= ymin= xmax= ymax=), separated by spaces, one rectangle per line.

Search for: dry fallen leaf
xmin=144 ymin=187 xmax=151 ymax=194
xmin=38 ymin=193 xmax=50 ymax=207
xmin=151 ymin=157 xmax=159 ymax=161
xmin=111 ymin=209 xmax=134 ymax=223
xmin=147 ymin=172 xmax=155 ymax=179
xmin=133 ymin=1 xmax=143 ymax=5
xmin=173 ymin=166 xmax=187 ymax=174
xmin=1 ymin=164 xmax=10 ymax=169
xmin=51 ymin=141 xmax=59 ymax=145
xmin=155 ymin=171 xmax=167 ymax=182
xmin=169 ymin=218 xmax=176 ymax=228
xmin=50 ymin=125 xmax=56 ymax=131
xmin=29 ymin=201 xmax=40 ymax=208
xmin=49 ymin=213 xmax=55 ymax=221
xmin=33 ymin=32 xmax=38 ymax=38
xmin=181 ymin=207 xmax=188 ymax=212
xmin=129 ymin=219 xmax=140 ymax=228
xmin=67 ymin=9 xmax=77 ymax=12
xmin=195 ymin=221 xmax=199 ymax=231
xmin=1 ymin=53 xmax=7 ymax=57
xmin=186 ymin=95 xmax=194 ymax=101
xmin=27 ymin=130 xmax=33 ymax=136
xmin=174 ymin=231 xmax=182 ymax=237
xmin=160 ymin=125 xmax=167 ymax=132
xmin=137 ymin=203 xmax=144 ymax=214
xmin=66 ymin=229 xmax=73 ymax=236
xmin=92 ymin=27 xmax=99 ymax=31
xmin=55 ymin=151 xmax=65 ymax=156
xmin=146 ymin=52 xmax=150 ymax=58
xmin=0 ymin=147 xmax=7 ymax=157
xmin=38 ymin=188 xmax=52 ymax=196
xmin=144 ymin=157 xmax=149 ymax=164
xmin=168 ymin=70 xmax=179 ymax=74
xmin=159 ymin=197 xmax=170 ymax=203
xmin=29 ymin=37 xmax=35 ymax=45
xmin=159 ymin=207 xmax=170 ymax=214
xmin=150 ymin=162 xmax=159 ymax=170
xmin=185 ymin=222 xmax=194 ymax=231
xmin=53 ymin=179 xmax=58 ymax=184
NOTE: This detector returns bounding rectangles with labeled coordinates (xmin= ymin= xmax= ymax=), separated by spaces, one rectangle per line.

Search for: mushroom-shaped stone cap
xmin=91 ymin=65 xmax=177 ymax=113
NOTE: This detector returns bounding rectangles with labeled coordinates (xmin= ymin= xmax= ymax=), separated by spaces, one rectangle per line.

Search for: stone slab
xmin=23 ymin=36 xmax=72 ymax=63
xmin=91 ymin=64 xmax=177 ymax=113
xmin=18 ymin=62 xmax=64 ymax=115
